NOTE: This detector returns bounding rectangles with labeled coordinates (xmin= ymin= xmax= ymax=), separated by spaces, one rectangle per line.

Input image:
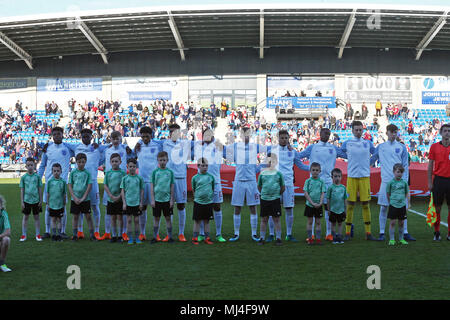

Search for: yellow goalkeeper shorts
xmin=346 ymin=177 xmax=371 ymax=202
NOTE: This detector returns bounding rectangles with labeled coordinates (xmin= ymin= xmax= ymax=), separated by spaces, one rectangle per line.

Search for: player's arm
xmin=386 ymin=183 xmax=391 ymax=204
xmin=294 ymin=151 xmax=310 ymax=171
xmin=297 ymin=145 xmax=312 ymax=160
xmin=427 ymin=159 xmax=434 ymax=193
xmin=369 ymin=140 xmax=376 ymax=155
xmin=170 ymin=182 xmax=175 ymax=208
xmin=150 ymin=183 xmax=155 ymax=208
xmin=401 ymin=145 xmax=409 ymax=182
xmin=334 ymin=145 xmax=347 ymax=160
xmin=37 ymin=152 xmax=48 ymax=178
xmin=38 ymin=182 xmax=43 ymax=209
xmin=370 ymin=145 xmax=380 ymax=167
xmin=139 ymin=178 xmax=144 ymax=211
xmin=326 ymin=188 xmax=331 ymax=212
xmin=406 ymin=183 xmax=410 ymax=209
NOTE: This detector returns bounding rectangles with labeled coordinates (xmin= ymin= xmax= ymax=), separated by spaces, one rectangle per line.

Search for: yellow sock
xmin=345 ymin=203 xmax=355 ymax=234
xmin=362 ymin=203 xmax=371 ymax=234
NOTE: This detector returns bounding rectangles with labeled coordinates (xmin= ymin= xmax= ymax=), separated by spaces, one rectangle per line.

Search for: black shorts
xmin=328 ymin=211 xmax=346 ymax=223
xmin=388 ymin=205 xmax=407 ymax=220
xmin=22 ymin=202 xmax=41 ymax=215
xmin=432 ymin=175 xmax=450 ymax=207
xmin=153 ymin=201 xmax=173 ymax=218
xmin=260 ymin=198 xmax=282 ymax=217
xmin=125 ymin=205 xmax=143 ymax=216
xmin=193 ymin=202 xmax=213 ymax=221
xmin=107 ymin=200 xmax=123 ymax=215
xmin=70 ymin=200 xmax=91 ymax=215
xmin=49 ymin=208 xmax=64 ymax=218
xmin=304 ymin=205 xmax=323 ymax=218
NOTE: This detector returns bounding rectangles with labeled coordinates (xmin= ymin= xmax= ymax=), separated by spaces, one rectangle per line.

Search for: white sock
xmin=234 ymin=214 xmax=241 ymax=236
xmin=45 ymin=207 xmax=50 ymax=233
xmin=139 ymin=211 xmax=147 ymax=235
xmin=105 ymin=213 xmax=111 ymax=234
xmin=78 ymin=214 xmax=84 ymax=232
xmin=276 ymin=228 xmax=282 ymax=240
xmin=379 ymin=205 xmax=388 ymax=234
xmin=214 ymin=210 xmax=222 ymax=236
xmin=268 ymin=216 xmax=274 ymax=236
xmin=199 ymin=221 xmax=205 ymax=236
xmin=22 ymin=217 xmax=27 ymax=237
xmin=324 ymin=210 xmax=331 ymax=236
xmin=285 ymin=208 xmax=294 ymax=236
xmin=61 ymin=208 xmax=67 ymax=233
xmin=92 ymin=205 xmax=101 ymax=233
xmin=122 ymin=215 xmax=128 ymax=234
xmin=250 ymin=214 xmax=258 ymax=236
xmin=311 ymin=217 xmax=315 ymax=236
xmin=403 ymin=218 xmax=408 ymax=234
xmin=178 ymin=208 xmax=186 ymax=235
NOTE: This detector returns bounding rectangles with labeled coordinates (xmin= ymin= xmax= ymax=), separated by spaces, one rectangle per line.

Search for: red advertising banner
xmin=187 ymin=160 xmax=430 ymax=197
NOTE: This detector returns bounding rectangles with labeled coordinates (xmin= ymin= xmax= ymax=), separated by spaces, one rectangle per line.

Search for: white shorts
xmin=174 ymin=178 xmax=187 ymax=204
xmin=323 ymin=182 xmax=331 ymax=206
xmin=89 ymin=181 xmax=100 ymax=206
xmin=281 ymin=185 xmax=295 ymax=208
xmin=213 ymin=183 xmax=223 ymax=204
xmin=142 ymin=182 xmax=152 ymax=205
xmin=231 ymin=180 xmax=260 ymax=207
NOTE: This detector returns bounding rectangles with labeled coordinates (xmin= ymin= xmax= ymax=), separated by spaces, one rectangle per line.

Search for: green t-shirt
xmin=0 ymin=209 xmax=11 ymax=234
xmin=20 ymin=172 xmax=42 ymax=204
xmin=68 ymin=169 xmax=92 ymax=200
xmin=191 ymin=172 xmax=215 ymax=205
xmin=151 ymin=167 xmax=175 ymax=203
xmin=386 ymin=178 xmax=409 ymax=208
xmin=46 ymin=177 xmax=66 ymax=210
xmin=257 ymin=169 xmax=285 ymax=201
xmin=303 ymin=177 xmax=326 ymax=208
xmin=104 ymin=169 xmax=127 ymax=203
xmin=120 ymin=174 xmax=144 ymax=207
xmin=326 ymin=184 xmax=348 ymax=214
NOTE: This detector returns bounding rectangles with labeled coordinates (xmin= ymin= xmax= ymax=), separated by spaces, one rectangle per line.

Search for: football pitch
xmin=0 ymin=179 xmax=449 ymax=300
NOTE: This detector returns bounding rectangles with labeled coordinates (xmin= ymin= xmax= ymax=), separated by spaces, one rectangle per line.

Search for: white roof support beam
xmin=76 ymin=17 xmax=108 ymax=64
xmin=167 ymin=11 xmax=186 ymax=61
xmin=0 ymin=31 xmax=33 ymax=69
xmin=338 ymin=9 xmax=357 ymax=59
xmin=259 ymin=9 xmax=264 ymax=59
xmin=415 ymin=11 xmax=448 ymax=60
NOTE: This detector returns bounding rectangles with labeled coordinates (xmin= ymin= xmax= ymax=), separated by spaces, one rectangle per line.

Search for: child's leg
xmin=127 ymin=215 xmax=133 ymax=239
xmin=72 ymin=214 xmax=79 ymax=236
xmin=331 ymin=222 xmax=336 ymax=238
xmin=315 ymin=217 xmax=322 ymax=240
xmin=260 ymin=216 xmax=268 ymax=240
xmin=56 ymin=218 xmax=62 ymax=236
xmin=118 ymin=215 xmax=123 ymax=237
xmin=398 ymin=219 xmax=405 ymax=240
xmin=193 ymin=220 xmax=200 ymax=238
xmin=122 ymin=215 xmax=127 ymax=234
xmin=203 ymin=220 xmax=210 ymax=238
xmin=273 ymin=216 xmax=281 ymax=240
xmin=134 ymin=216 xmax=140 ymax=240
xmin=22 ymin=214 xmax=29 ymax=237
xmin=111 ymin=215 xmax=117 ymax=237
xmin=153 ymin=216 xmax=160 ymax=238
xmin=337 ymin=222 xmax=343 ymax=237
xmin=307 ymin=217 xmax=314 ymax=239
xmin=84 ymin=213 xmax=94 ymax=237
xmin=51 ymin=217 xmax=57 ymax=236
xmin=165 ymin=215 xmax=172 ymax=239
xmin=268 ymin=216 xmax=274 ymax=236
xmin=389 ymin=219 xmax=396 ymax=241
xmin=33 ymin=213 xmax=40 ymax=236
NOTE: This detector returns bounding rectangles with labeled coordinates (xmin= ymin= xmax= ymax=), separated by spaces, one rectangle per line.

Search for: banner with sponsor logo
xmin=112 ymin=77 xmax=178 ymax=104
xmin=186 ymin=161 xmax=429 ymax=197
xmin=267 ymin=76 xmax=335 ymax=109
xmin=0 ymin=79 xmax=27 ymax=90
xmin=421 ymin=76 xmax=450 ymax=105
xmin=128 ymin=91 xmax=172 ymax=101
xmin=37 ymin=78 xmax=102 ymax=91
xmin=344 ymin=75 xmax=412 ymax=104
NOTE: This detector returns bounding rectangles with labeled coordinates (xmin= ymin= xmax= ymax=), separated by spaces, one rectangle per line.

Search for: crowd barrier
xmin=186 ymin=160 xmax=430 ymax=197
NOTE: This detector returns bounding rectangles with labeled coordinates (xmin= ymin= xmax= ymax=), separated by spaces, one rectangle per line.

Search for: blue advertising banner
xmin=37 ymin=78 xmax=102 ymax=91
xmin=422 ymin=91 xmax=450 ymax=105
xmin=266 ymin=97 xmax=336 ymax=109
xmin=0 ymin=79 xmax=27 ymax=90
xmin=128 ymin=91 xmax=172 ymax=101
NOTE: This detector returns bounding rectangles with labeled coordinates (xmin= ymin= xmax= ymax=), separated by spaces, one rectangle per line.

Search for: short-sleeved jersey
xmin=257 ymin=169 xmax=285 ymax=201
xmin=386 ymin=178 xmax=409 ymax=208
xmin=298 ymin=141 xmax=347 ymax=185
xmin=225 ymin=142 xmax=265 ymax=181
xmin=104 ymin=169 xmax=127 ymax=203
xmin=135 ymin=139 xmax=163 ymax=183
xmin=38 ymin=142 xmax=74 ymax=182
xmin=193 ymin=141 xmax=222 ymax=183
xmin=341 ymin=137 xmax=375 ymax=178
xmin=104 ymin=144 xmax=129 ymax=172
xmin=303 ymin=177 xmax=326 ymax=207
xmin=163 ymin=139 xmax=192 ymax=178
xmin=326 ymin=184 xmax=348 ymax=214
xmin=151 ymin=167 xmax=175 ymax=202
xmin=191 ymin=172 xmax=215 ymax=204
xmin=266 ymin=145 xmax=309 ymax=186
xmin=46 ymin=177 xmax=66 ymax=210
xmin=68 ymin=169 xmax=92 ymax=200
xmin=0 ymin=209 xmax=11 ymax=234
xmin=371 ymin=140 xmax=409 ymax=182
xmin=428 ymin=142 xmax=450 ymax=178
xmin=20 ymin=173 xmax=42 ymax=204
xmin=121 ymin=174 xmax=144 ymax=206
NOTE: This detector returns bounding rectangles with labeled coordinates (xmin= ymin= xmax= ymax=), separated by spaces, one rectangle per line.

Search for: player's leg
xmin=133 ymin=215 xmax=141 ymax=244
xmin=377 ymin=183 xmax=389 ymax=240
xmin=403 ymin=197 xmax=415 ymax=241
xmin=267 ymin=216 xmax=275 ymax=242
xmin=32 ymin=209 xmax=41 ymax=240
xmin=432 ymin=180 xmax=443 ymax=241
xmin=230 ymin=181 xmax=245 ymax=241
xmin=283 ymin=185 xmax=297 ymax=242
xmin=204 ymin=219 xmax=212 ymax=244
xmin=247 ymin=181 xmax=261 ymax=241
xmin=126 ymin=214 xmax=133 ymax=243
xmin=101 ymin=194 xmax=111 ymax=240
xmin=78 ymin=213 xmax=84 ymax=237
xmin=306 ymin=215 xmax=314 ymax=244
xmin=110 ymin=214 xmax=117 ymax=241
xmin=213 ymin=183 xmax=225 ymax=242
xmin=43 ymin=191 xmax=51 ymax=238
xmin=60 ymin=204 xmax=68 ymax=238
xmin=259 ymin=215 xmax=268 ymax=243
xmin=151 ymin=203 xmax=161 ymax=243
xmin=344 ymin=177 xmax=357 ymax=240
xmin=359 ymin=177 xmax=376 ymax=240
xmin=249 ymin=205 xmax=259 ymax=241
xmin=56 ymin=217 xmax=62 ymax=240
xmin=72 ymin=211 xmax=79 ymax=241
xmin=51 ymin=216 xmax=57 ymax=241
xmin=175 ymin=179 xmax=187 ymax=241
xmin=84 ymin=213 xmax=96 ymax=240
xmin=273 ymin=216 xmax=282 ymax=244
xmin=192 ymin=219 xmax=200 ymax=244
xmin=90 ymin=183 xmax=101 ymax=239
xmin=163 ymin=204 xmax=173 ymax=242
xmin=314 ymin=211 xmax=322 ymax=243
xmin=140 ymin=183 xmax=151 ymax=240
xmin=323 ymin=184 xmax=333 ymax=241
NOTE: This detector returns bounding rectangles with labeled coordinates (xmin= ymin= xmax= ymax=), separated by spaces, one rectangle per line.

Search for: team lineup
xmin=2 ymin=120 xmax=450 ymax=271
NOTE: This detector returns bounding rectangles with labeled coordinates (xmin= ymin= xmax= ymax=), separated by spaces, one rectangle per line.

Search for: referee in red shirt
xmin=428 ymin=123 xmax=450 ymax=241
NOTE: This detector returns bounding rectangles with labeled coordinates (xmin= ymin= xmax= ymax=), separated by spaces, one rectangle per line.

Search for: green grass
xmin=0 ymin=179 xmax=449 ymax=300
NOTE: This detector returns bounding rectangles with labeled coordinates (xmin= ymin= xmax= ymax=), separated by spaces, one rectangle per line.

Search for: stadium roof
xmin=0 ymin=3 xmax=449 ymax=69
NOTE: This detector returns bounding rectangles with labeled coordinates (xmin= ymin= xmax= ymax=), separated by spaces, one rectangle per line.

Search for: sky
xmin=0 ymin=0 xmax=449 ymax=18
